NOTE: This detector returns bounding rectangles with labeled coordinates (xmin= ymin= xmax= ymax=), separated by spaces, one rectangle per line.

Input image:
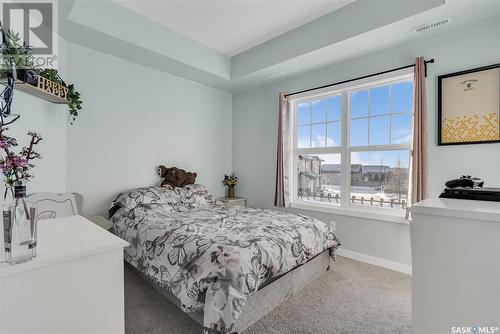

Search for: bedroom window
xmin=291 ymin=72 xmax=414 ymax=216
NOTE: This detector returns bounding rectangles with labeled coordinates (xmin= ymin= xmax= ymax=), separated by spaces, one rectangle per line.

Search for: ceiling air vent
xmin=414 ymin=18 xmax=451 ymax=33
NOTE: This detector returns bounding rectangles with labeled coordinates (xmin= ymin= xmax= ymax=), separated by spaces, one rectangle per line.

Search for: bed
xmin=110 ymin=184 xmax=340 ymax=334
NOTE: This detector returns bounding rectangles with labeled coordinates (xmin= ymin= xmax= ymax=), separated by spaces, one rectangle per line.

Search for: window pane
xmin=391 ymin=113 xmax=413 ymax=144
xmin=350 ymin=90 xmax=368 ymax=118
xmin=327 ymin=122 xmax=341 ymax=147
xmin=312 ymin=100 xmax=326 ymax=123
xmin=370 ymin=116 xmax=390 ymax=145
xmin=392 ymin=81 xmax=413 ymax=114
xmin=350 ymin=118 xmax=368 ymax=146
xmin=297 ymin=125 xmax=310 ymax=148
xmin=297 ymin=154 xmax=341 ymax=206
xmin=350 ymin=150 xmax=410 ymax=209
xmin=298 ymin=102 xmax=311 ymax=125
xmin=370 ymin=86 xmax=389 ymax=116
xmin=327 ymin=96 xmax=341 ymax=121
xmin=311 ymin=124 xmax=326 ymax=148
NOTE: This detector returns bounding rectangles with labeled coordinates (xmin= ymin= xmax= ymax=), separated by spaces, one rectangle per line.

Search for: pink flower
xmin=0 ymin=129 xmax=43 ymax=185
xmin=2 ymin=156 xmax=27 ymax=172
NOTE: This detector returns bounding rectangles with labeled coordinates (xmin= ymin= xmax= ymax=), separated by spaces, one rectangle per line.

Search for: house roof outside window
xmin=299 ymin=155 xmax=324 ymax=162
xmin=299 ymin=170 xmax=320 ymax=179
xmin=321 ymin=164 xmax=362 ymax=174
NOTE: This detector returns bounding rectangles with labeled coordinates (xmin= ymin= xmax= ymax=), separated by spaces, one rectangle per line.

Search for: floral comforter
xmin=110 ymin=185 xmax=340 ymax=334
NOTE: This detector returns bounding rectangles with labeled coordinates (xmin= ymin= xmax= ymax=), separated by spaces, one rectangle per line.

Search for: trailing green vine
xmin=37 ymin=68 xmax=82 ymax=124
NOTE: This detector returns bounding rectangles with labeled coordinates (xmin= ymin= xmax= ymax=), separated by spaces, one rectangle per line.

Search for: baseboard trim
xmin=336 ymin=248 xmax=412 ymax=275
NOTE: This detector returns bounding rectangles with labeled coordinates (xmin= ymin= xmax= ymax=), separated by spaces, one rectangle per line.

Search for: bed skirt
xmin=134 ymin=249 xmax=332 ymax=333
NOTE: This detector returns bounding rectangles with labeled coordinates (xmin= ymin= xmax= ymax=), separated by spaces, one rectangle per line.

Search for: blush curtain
xmin=411 ymin=57 xmax=429 ymax=204
xmin=274 ymin=93 xmax=291 ymax=207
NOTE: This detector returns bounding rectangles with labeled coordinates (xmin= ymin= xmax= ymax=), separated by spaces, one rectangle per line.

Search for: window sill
xmin=290 ymin=201 xmax=409 ymax=224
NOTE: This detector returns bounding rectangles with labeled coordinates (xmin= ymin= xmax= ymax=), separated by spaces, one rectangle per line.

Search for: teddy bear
xmin=158 ymin=165 xmax=197 ymax=187
xmin=158 ymin=165 xmax=186 ymax=188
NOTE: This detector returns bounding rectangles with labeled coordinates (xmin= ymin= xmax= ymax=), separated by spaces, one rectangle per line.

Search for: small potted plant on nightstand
xmin=223 ymin=173 xmax=238 ymax=198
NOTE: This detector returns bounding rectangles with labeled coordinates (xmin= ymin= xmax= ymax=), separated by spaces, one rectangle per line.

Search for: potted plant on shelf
xmin=36 ymin=68 xmax=83 ymax=124
xmin=0 ymin=29 xmax=36 ymax=84
xmin=223 ymin=173 xmax=238 ymax=198
xmin=0 ymin=28 xmax=83 ymax=124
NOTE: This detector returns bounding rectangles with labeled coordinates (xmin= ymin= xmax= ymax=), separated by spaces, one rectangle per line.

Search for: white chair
xmin=27 ymin=192 xmax=81 ymax=219
xmin=27 ymin=192 xmax=113 ymax=230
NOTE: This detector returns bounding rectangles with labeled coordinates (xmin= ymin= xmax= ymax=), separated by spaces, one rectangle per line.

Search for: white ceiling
xmin=115 ymin=0 xmax=354 ymax=56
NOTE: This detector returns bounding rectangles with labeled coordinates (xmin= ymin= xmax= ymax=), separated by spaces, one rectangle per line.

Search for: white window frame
xmin=288 ymin=69 xmax=414 ymax=223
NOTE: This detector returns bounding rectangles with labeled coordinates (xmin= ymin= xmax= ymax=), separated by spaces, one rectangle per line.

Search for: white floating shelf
xmin=15 ymin=80 xmax=68 ymax=104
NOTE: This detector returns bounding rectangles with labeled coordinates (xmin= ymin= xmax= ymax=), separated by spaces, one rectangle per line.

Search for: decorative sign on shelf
xmin=35 ymin=75 xmax=69 ymax=100
xmin=15 ymin=73 xmax=68 ymax=105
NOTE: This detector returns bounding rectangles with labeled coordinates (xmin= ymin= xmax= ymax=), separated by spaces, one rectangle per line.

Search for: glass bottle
xmin=0 ymin=181 xmax=5 ymax=263
xmin=3 ymin=185 xmax=38 ymax=264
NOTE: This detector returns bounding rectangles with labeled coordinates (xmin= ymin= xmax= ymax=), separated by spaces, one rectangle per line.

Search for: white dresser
xmin=409 ymin=198 xmax=500 ymax=334
xmin=0 ymin=215 xmax=128 ymax=334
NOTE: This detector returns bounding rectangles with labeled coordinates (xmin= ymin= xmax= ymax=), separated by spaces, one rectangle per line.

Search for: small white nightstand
xmin=88 ymin=215 xmax=114 ymax=230
xmin=219 ymin=197 xmax=246 ymax=207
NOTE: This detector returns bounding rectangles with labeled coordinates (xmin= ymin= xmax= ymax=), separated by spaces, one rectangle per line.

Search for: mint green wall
xmin=8 ymin=92 xmax=67 ymax=194
xmin=232 ymin=17 xmax=500 ymax=266
xmin=65 ymin=42 xmax=232 ymax=217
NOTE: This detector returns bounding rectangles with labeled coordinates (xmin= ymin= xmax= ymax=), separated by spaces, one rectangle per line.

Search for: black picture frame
xmin=437 ymin=63 xmax=500 ymax=146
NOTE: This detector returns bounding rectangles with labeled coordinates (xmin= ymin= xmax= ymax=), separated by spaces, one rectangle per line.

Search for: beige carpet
xmin=124 ymin=256 xmax=411 ymax=334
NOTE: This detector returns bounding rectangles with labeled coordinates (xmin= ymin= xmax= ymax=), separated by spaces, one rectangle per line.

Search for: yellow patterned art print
xmin=439 ymin=66 xmax=500 ymax=144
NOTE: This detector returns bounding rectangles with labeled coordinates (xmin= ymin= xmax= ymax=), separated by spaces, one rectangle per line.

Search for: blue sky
xmin=297 ymin=80 xmax=413 ymax=168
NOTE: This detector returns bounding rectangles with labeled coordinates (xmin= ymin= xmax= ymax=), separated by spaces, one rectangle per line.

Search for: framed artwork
xmin=438 ymin=63 xmax=500 ymax=146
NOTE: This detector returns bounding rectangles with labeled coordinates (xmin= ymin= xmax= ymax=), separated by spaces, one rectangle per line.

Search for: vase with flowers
xmin=0 ymin=127 xmax=42 ymax=264
xmin=223 ymin=173 xmax=238 ymax=198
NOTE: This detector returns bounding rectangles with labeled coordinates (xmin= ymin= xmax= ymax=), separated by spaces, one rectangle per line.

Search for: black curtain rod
xmin=285 ymin=58 xmax=435 ymax=98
